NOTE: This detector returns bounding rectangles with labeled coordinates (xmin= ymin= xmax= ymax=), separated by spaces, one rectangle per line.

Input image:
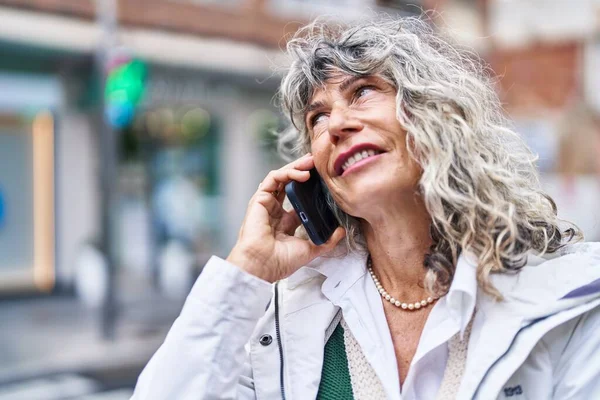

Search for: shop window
xmin=0 ymin=112 xmax=55 ymax=293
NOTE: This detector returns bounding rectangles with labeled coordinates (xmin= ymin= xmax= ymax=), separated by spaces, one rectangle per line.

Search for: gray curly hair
xmin=276 ymin=15 xmax=581 ymax=298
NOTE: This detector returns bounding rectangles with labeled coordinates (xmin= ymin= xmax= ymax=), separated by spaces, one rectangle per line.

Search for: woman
xmin=132 ymin=16 xmax=600 ymax=400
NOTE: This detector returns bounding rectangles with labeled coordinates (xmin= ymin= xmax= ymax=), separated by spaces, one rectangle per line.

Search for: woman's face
xmin=305 ymin=73 xmax=422 ymax=218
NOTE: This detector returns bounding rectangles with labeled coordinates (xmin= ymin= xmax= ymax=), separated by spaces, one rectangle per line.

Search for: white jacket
xmin=132 ymin=242 xmax=600 ymax=399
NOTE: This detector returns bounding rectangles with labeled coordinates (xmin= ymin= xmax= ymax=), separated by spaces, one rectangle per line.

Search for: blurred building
xmin=488 ymin=0 xmax=600 ymax=240
xmin=1 ymin=0 xmax=599 ymax=396
xmin=0 ymin=1 xmax=426 ymax=394
xmin=1 ymin=0 xmax=598 ymax=294
xmin=437 ymin=0 xmax=600 ymax=239
xmin=0 ymin=0 xmax=424 ymax=294
xmin=0 ymin=0 xmax=283 ymax=295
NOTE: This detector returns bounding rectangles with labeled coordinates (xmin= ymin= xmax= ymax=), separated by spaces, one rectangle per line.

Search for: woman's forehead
xmin=307 ymin=73 xmax=390 ymax=104
xmin=311 ymin=73 xmax=359 ymax=96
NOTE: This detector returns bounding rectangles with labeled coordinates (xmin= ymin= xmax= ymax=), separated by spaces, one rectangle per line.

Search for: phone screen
xmin=285 ymin=168 xmax=339 ymax=245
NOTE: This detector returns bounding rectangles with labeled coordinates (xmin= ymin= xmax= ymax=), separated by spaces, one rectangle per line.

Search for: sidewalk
xmin=0 ymin=291 xmax=183 ymax=389
xmin=0 ymin=373 xmax=134 ymax=400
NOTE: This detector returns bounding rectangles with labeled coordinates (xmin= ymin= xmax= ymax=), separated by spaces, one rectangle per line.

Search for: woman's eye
xmin=310 ymin=113 xmax=328 ymax=127
xmin=355 ymin=85 xmax=375 ymax=99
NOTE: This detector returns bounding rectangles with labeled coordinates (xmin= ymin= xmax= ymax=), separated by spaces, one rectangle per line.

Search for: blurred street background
xmin=0 ymin=0 xmax=599 ymax=398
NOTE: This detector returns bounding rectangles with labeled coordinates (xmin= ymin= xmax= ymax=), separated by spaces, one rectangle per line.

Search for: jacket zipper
xmin=274 ymin=281 xmax=286 ymax=400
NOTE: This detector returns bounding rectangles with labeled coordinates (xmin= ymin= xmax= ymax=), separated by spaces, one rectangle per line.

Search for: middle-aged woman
xmin=132 ymin=15 xmax=600 ymax=400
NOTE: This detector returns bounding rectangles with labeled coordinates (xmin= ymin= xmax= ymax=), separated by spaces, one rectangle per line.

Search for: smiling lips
xmin=334 ymin=144 xmax=385 ymax=176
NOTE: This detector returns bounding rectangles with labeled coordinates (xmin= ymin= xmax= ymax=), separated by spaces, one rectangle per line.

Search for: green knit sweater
xmin=317 ymin=322 xmax=354 ymax=399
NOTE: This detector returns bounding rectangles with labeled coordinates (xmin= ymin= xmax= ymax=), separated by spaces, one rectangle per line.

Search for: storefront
xmin=114 ymin=65 xmax=284 ymax=296
xmin=0 ymin=46 xmax=285 ymax=297
xmin=0 ymin=70 xmax=62 ymax=294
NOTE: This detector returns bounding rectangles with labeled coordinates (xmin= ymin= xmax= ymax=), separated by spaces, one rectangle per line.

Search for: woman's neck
xmin=360 ymin=196 xmax=433 ymax=299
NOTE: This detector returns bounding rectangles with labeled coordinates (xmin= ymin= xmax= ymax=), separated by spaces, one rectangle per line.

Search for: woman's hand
xmin=226 ymin=154 xmax=346 ymax=283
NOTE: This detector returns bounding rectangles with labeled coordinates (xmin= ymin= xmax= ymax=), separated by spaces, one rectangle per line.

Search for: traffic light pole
xmin=96 ymin=0 xmax=119 ymax=341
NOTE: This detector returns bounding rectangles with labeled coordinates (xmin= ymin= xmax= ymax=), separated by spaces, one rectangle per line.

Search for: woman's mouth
xmin=340 ymin=151 xmax=384 ymax=177
xmin=334 ymin=144 xmax=385 ymax=176
xmin=342 ymin=149 xmax=382 ymax=171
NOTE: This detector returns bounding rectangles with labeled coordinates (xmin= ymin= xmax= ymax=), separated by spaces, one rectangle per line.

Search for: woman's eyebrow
xmin=305 ymin=76 xmax=372 ymax=115
xmin=338 ymin=75 xmax=365 ymax=93
xmin=306 ymin=100 xmax=327 ymax=115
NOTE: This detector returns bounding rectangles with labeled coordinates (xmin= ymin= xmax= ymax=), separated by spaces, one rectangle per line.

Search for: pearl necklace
xmin=367 ymin=256 xmax=437 ymax=311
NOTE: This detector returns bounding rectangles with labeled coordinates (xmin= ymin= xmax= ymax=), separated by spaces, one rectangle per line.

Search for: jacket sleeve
xmin=131 ymin=256 xmax=274 ymax=400
xmin=552 ymin=305 xmax=600 ymax=399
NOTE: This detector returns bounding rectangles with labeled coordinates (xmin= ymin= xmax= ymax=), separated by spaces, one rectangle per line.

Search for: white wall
xmin=268 ymin=0 xmax=421 ymax=20
xmin=585 ymin=38 xmax=600 ymax=113
xmin=489 ymin=0 xmax=598 ymax=48
xmin=219 ymin=94 xmax=277 ymax=255
xmin=55 ymin=111 xmax=101 ymax=285
xmin=0 ymin=6 xmax=283 ymax=78
xmin=540 ymin=174 xmax=600 ymax=241
xmin=0 ymin=73 xmax=63 ymax=112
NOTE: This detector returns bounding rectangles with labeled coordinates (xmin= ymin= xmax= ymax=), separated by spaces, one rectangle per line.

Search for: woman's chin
xmin=338 ymin=175 xmax=420 ymax=213
xmin=341 ymin=182 xmax=396 ymax=209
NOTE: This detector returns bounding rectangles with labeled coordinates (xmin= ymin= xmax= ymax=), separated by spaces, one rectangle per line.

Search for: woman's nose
xmin=327 ymin=104 xmax=363 ymax=144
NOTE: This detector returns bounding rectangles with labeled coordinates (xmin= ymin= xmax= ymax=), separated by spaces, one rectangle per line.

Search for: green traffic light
xmin=105 ymin=59 xmax=148 ymax=106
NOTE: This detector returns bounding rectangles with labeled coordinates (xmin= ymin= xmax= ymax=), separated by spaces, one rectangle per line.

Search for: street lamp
xmin=95 ymin=0 xmax=119 ymax=341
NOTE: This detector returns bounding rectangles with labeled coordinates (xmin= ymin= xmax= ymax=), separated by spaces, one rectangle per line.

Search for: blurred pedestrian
xmin=133 ymin=15 xmax=600 ymax=399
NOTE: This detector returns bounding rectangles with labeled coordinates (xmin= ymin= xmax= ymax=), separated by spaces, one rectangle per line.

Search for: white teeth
xmin=341 ymin=149 xmax=380 ymax=172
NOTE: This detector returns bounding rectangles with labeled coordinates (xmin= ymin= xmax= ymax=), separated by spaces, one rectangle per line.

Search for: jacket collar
xmin=288 ymin=245 xmax=478 ymax=336
xmin=485 ymin=242 xmax=600 ymax=320
xmin=283 ymin=242 xmax=600 ymax=400
xmin=287 ymin=242 xmax=600 ymax=318
xmin=462 ymin=243 xmax=600 ymax=399
xmin=446 ymin=252 xmax=478 ymax=338
xmin=286 ymin=245 xmax=366 ymax=294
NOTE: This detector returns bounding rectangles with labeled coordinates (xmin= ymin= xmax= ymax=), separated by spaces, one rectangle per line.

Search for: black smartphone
xmin=285 ymin=168 xmax=339 ymax=245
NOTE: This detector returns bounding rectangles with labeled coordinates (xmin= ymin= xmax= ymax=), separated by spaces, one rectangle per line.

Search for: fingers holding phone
xmin=227 ymin=154 xmax=345 ymax=283
xmin=285 ymin=168 xmax=340 ymax=246
xmin=250 ymin=154 xmax=313 ymax=220
xmin=278 ymin=209 xmax=302 ymax=237
xmin=256 ymin=154 xmax=313 ymax=195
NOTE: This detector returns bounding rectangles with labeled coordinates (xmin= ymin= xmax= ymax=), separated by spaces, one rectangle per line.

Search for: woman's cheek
xmin=310 ymin=146 xmax=329 ymax=174
xmin=327 ymin=184 xmax=348 ymax=210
